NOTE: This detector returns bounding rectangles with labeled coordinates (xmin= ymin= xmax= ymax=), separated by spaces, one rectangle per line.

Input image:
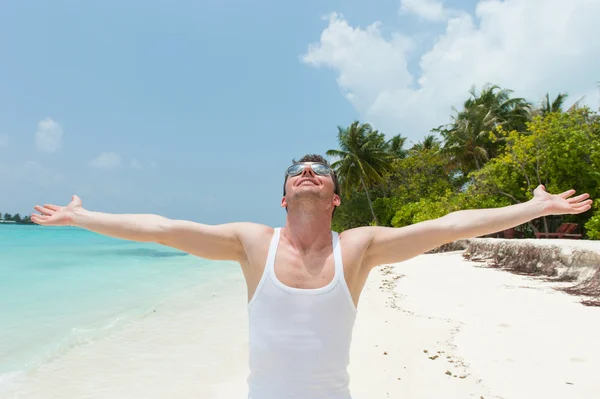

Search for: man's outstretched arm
xmin=361 ymin=185 xmax=593 ymax=269
xmin=31 ymin=195 xmax=249 ymax=262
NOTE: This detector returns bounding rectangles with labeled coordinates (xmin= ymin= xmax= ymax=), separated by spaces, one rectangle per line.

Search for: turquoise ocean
xmin=0 ymin=225 xmax=242 ymax=393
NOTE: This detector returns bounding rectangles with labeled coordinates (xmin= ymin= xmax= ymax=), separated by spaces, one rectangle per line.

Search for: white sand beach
xmin=3 ymin=240 xmax=599 ymax=399
xmin=350 ymin=247 xmax=600 ymax=399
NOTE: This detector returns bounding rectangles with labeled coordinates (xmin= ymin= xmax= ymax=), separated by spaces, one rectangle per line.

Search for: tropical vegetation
xmin=327 ymin=84 xmax=600 ymax=240
xmin=0 ymin=213 xmax=34 ymax=224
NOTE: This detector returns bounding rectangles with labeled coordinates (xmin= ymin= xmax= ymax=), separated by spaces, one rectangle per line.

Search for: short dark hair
xmin=283 ymin=154 xmax=340 ymax=216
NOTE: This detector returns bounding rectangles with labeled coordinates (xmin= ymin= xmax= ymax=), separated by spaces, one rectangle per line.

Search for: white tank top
xmin=247 ymin=228 xmax=358 ymax=399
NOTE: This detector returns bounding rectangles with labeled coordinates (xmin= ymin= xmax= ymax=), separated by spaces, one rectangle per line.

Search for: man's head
xmin=282 ymin=154 xmax=340 ymax=217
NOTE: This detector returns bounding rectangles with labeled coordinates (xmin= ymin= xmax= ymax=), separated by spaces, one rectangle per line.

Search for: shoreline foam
xmin=0 ymin=265 xmax=249 ymax=399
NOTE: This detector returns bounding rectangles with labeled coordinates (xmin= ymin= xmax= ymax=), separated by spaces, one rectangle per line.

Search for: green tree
xmin=390 ymin=190 xmax=510 ymax=228
xmin=364 ymin=148 xmax=458 ymax=227
xmin=331 ymin=191 xmax=375 ymax=232
xmin=385 ymin=134 xmax=409 ymax=159
xmin=12 ymin=213 xmax=22 ymax=223
xmin=475 ymin=84 xmax=532 ymax=132
xmin=435 ymin=84 xmax=532 ymax=176
xmin=327 ymin=121 xmax=393 ymax=225
xmin=385 ymin=148 xmax=455 ymax=204
xmin=585 ymin=207 xmax=600 ymax=240
xmin=535 ymin=92 xmax=568 ymax=116
xmin=411 ymin=134 xmax=442 ymax=152
xmin=471 ymin=108 xmax=600 ymax=235
xmin=4 ymin=213 xmax=11 ymax=221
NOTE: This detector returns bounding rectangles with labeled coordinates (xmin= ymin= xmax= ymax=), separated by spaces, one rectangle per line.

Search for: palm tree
xmin=535 ymin=92 xmax=568 ymax=116
xmin=411 ymin=134 xmax=441 ymax=152
xmin=385 ymin=134 xmax=408 ymax=159
xmin=475 ymin=84 xmax=531 ymax=132
xmin=326 ymin=121 xmax=393 ymax=225
xmin=436 ymin=100 xmax=496 ymax=172
xmin=434 ymin=84 xmax=532 ymax=175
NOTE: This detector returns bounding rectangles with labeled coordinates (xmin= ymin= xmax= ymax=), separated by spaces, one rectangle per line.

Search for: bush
xmin=372 ymin=197 xmax=402 ymax=227
xmin=585 ymin=209 xmax=600 ymax=240
xmin=331 ymin=191 xmax=373 ymax=232
xmin=391 ymin=190 xmax=511 ymax=228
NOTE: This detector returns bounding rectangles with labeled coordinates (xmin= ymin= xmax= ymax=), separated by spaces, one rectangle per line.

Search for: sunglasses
xmin=285 ymin=162 xmax=332 ymax=177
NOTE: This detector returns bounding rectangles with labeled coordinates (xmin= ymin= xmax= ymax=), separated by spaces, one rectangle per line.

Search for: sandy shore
xmin=3 ymin=241 xmax=599 ymax=398
xmin=349 ymin=247 xmax=600 ymax=399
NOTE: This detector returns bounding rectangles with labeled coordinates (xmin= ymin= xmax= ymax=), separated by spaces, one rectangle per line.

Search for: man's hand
xmin=31 ymin=195 xmax=82 ymax=226
xmin=533 ymin=185 xmax=593 ymax=216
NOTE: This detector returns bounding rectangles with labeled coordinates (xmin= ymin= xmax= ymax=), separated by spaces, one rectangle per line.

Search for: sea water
xmin=0 ymin=225 xmax=245 ymax=395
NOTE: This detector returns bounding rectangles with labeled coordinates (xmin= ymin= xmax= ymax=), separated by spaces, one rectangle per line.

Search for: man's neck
xmin=283 ymin=210 xmax=332 ymax=253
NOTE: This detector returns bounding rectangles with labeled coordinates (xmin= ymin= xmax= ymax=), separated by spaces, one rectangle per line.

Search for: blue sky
xmin=1 ymin=0 xmax=598 ymax=227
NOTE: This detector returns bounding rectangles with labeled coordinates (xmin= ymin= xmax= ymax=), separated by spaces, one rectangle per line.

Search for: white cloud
xmin=0 ymin=134 xmax=8 ymax=148
xmin=399 ymin=0 xmax=450 ymax=22
xmin=35 ymin=118 xmax=63 ymax=153
xmin=130 ymin=158 xmax=142 ymax=170
xmin=89 ymin=152 xmax=122 ymax=170
xmin=303 ymin=1 xmax=600 ymax=143
xmin=303 ymin=13 xmax=415 ymax=113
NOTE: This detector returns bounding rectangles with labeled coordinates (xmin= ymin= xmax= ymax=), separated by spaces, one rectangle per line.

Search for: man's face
xmin=281 ymin=162 xmax=340 ymax=211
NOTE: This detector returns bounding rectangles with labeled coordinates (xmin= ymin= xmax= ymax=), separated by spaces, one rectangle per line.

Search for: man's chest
xmin=272 ymin=247 xmax=337 ymax=290
xmin=241 ymin=230 xmax=372 ymax=307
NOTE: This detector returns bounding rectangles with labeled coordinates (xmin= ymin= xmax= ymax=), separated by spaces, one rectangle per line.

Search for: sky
xmin=1 ymin=0 xmax=599 ymax=227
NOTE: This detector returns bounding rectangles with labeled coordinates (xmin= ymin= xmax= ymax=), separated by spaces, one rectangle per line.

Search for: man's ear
xmin=333 ymin=194 xmax=341 ymax=207
xmin=281 ymin=196 xmax=287 ymax=209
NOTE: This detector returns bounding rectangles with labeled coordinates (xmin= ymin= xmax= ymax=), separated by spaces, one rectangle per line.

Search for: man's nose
xmin=300 ymin=164 xmax=315 ymax=177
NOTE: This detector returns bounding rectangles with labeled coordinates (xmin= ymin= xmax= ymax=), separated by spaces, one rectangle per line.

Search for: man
xmin=31 ymin=154 xmax=592 ymax=399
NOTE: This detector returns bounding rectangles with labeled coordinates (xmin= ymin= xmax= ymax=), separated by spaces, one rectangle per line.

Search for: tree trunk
xmin=360 ymin=174 xmax=378 ymax=226
xmin=542 ymin=216 xmax=550 ymax=234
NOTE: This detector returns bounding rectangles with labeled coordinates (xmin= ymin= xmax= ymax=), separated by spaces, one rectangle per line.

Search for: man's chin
xmin=291 ymin=190 xmax=321 ymax=198
xmin=288 ymin=191 xmax=328 ymax=205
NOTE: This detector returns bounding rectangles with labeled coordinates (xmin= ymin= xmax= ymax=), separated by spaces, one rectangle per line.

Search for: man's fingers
xmin=567 ymin=194 xmax=590 ymax=204
xmin=31 ymin=214 xmax=49 ymax=224
xmin=559 ymin=189 xmax=577 ymax=199
xmin=572 ymin=204 xmax=592 ymax=213
xmin=34 ymin=205 xmax=53 ymax=216
xmin=575 ymin=199 xmax=593 ymax=207
xmin=44 ymin=204 xmax=61 ymax=211
xmin=33 ymin=205 xmax=46 ymax=214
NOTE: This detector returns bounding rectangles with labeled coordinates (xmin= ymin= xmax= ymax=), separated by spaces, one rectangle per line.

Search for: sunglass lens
xmin=312 ymin=164 xmax=330 ymax=175
xmin=286 ymin=164 xmax=304 ymax=176
xmin=286 ymin=163 xmax=331 ymax=176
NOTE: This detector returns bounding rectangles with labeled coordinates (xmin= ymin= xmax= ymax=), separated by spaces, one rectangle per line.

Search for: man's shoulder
xmin=338 ymin=225 xmax=375 ymax=248
xmin=232 ymin=222 xmax=274 ymax=240
xmin=232 ymin=223 xmax=274 ymax=267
